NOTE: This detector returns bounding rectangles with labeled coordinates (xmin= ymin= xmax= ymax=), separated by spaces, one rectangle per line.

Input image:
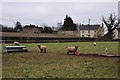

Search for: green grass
xmin=2 ymin=42 xmax=120 ymax=78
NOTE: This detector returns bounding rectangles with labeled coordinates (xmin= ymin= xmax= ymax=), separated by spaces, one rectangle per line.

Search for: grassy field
xmin=2 ymin=42 xmax=120 ymax=78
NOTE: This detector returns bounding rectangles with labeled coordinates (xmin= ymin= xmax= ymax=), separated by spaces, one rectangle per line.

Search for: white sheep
xmin=14 ymin=41 xmax=20 ymax=46
xmin=93 ymin=42 xmax=96 ymax=46
xmin=105 ymin=48 xmax=108 ymax=55
xmin=38 ymin=45 xmax=47 ymax=53
xmin=66 ymin=46 xmax=78 ymax=55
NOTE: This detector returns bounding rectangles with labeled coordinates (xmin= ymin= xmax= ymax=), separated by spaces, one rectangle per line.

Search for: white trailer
xmin=3 ymin=46 xmax=28 ymax=53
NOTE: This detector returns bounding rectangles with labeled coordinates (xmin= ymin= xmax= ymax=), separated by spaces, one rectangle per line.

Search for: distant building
xmin=114 ymin=2 xmax=120 ymax=39
xmin=58 ymin=24 xmax=104 ymax=38
xmin=79 ymin=24 xmax=104 ymax=38
xmin=114 ymin=2 xmax=120 ymax=40
xmin=22 ymin=24 xmax=43 ymax=33
xmin=118 ymin=1 xmax=120 ymax=22
xmin=113 ymin=26 xmax=120 ymax=39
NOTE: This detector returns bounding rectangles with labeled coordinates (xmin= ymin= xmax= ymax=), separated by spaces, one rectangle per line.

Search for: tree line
xmin=0 ymin=22 xmax=23 ymax=32
xmin=1 ymin=14 xmax=120 ymax=40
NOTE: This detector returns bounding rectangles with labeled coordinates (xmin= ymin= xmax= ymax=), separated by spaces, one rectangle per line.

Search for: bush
xmin=41 ymin=27 xmax=53 ymax=33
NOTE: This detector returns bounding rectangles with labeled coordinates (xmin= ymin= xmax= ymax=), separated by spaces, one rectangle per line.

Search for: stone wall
xmin=58 ymin=31 xmax=80 ymax=36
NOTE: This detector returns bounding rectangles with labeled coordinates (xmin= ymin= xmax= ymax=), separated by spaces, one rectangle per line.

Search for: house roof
xmin=24 ymin=24 xmax=37 ymax=28
xmin=23 ymin=24 xmax=43 ymax=30
xmin=79 ymin=25 xmax=101 ymax=30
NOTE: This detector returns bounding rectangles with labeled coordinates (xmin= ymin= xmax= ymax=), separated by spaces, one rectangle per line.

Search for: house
xmin=79 ymin=24 xmax=104 ymax=38
xmin=113 ymin=26 xmax=120 ymax=39
xmin=22 ymin=24 xmax=43 ymax=33
xmin=58 ymin=24 xmax=104 ymax=38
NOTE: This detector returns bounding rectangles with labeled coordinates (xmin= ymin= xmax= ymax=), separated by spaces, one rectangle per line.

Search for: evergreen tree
xmin=41 ymin=24 xmax=53 ymax=33
xmin=61 ymin=15 xmax=77 ymax=31
xmin=14 ymin=21 xmax=23 ymax=31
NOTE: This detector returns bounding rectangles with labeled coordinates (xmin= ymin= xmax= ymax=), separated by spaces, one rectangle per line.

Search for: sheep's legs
xmin=40 ymin=49 xmax=43 ymax=53
xmin=44 ymin=49 xmax=46 ymax=53
xmin=44 ymin=51 xmax=46 ymax=53
xmin=67 ymin=52 xmax=69 ymax=55
xmin=67 ymin=51 xmax=76 ymax=55
xmin=40 ymin=49 xmax=46 ymax=53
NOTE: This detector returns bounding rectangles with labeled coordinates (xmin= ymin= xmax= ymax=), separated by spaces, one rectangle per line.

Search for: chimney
xmin=88 ymin=19 xmax=90 ymax=25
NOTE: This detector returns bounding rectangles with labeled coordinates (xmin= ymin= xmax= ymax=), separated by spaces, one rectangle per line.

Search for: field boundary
xmin=2 ymin=36 xmax=120 ymax=43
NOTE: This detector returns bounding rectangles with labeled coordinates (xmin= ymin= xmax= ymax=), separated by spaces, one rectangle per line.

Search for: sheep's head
xmin=75 ymin=46 xmax=78 ymax=49
xmin=14 ymin=41 xmax=19 ymax=45
xmin=38 ymin=45 xmax=41 ymax=48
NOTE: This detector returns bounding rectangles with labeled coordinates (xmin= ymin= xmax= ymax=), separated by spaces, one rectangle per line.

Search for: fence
xmin=2 ymin=36 xmax=120 ymax=43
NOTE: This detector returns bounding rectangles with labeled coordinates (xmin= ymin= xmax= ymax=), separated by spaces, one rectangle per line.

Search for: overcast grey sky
xmin=2 ymin=2 xmax=118 ymax=27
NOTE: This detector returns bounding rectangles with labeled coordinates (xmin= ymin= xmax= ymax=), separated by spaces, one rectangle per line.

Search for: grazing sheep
xmin=14 ymin=41 xmax=20 ymax=46
xmin=66 ymin=46 xmax=78 ymax=55
xmin=93 ymin=42 xmax=96 ymax=46
xmin=105 ymin=48 xmax=108 ymax=55
xmin=38 ymin=45 xmax=47 ymax=53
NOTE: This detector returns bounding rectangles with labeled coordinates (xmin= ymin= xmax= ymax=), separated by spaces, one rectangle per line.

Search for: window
xmin=94 ymin=30 xmax=96 ymax=33
xmin=88 ymin=30 xmax=90 ymax=33
xmin=88 ymin=35 xmax=90 ymax=37
xmin=82 ymin=31 xmax=84 ymax=33
xmin=82 ymin=35 xmax=84 ymax=37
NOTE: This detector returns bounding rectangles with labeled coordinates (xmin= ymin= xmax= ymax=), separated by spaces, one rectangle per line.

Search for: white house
xmin=58 ymin=24 xmax=104 ymax=38
xmin=79 ymin=25 xmax=104 ymax=38
xmin=113 ymin=26 xmax=120 ymax=39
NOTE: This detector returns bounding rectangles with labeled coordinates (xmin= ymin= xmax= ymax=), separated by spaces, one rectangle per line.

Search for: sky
xmin=1 ymin=2 xmax=119 ymax=27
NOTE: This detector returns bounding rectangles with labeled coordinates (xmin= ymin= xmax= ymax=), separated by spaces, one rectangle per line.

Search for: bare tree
xmin=102 ymin=13 xmax=120 ymax=40
xmin=57 ymin=22 xmax=63 ymax=30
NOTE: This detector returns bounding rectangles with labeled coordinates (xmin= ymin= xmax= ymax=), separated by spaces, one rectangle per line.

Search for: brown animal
xmin=38 ymin=45 xmax=47 ymax=53
xmin=66 ymin=46 xmax=78 ymax=55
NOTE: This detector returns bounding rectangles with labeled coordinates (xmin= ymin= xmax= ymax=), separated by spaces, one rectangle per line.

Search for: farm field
xmin=2 ymin=32 xmax=78 ymax=37
xmin=1 ymin=42 xmax=120 ymax=78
